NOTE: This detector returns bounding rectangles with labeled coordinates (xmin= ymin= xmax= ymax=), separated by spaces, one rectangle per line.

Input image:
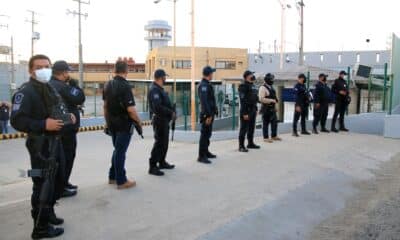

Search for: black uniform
xmin=313 ymin=81 xmax=330 ymax=130
xmin=198 ymin=79 xmax=217 ymax=158
xmin=331 ymin=77 xmax=349 ymax=130
xmin=10 ymin=78 xmax=69 ymax=231
xmin=238 ymin=81 xmax=258 ymax=147
xmin=293 ymin=82 xmax=310 ymax=133
xmin=148 ymin=82 xmax=174 ymax=168
xmin=260 ymin=83 xmax=278 ymax=139
xmin=49 ymin=77 xmax=85 ymax=187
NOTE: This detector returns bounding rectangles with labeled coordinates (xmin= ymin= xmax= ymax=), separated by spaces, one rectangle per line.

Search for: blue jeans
xmin=109 ymin=132 xmax=132 ymax=185
xmin=0 ymin=120 xmax=8 ymax=134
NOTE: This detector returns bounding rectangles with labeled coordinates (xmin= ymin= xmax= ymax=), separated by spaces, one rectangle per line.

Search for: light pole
xmin=154 ymin=0 xmax=178 ymax=104
xmin=297 ymin=0 xmax=305 ymax=66
xmin=277 ymin=0 xmax=291 ymax=70
xmin=26 ymin=10 xmax=39 ymax=57
xmin=67 ymin=0 xmax=90 ymax=88
xmin=190 ymin=0 xmax=196 ymax=131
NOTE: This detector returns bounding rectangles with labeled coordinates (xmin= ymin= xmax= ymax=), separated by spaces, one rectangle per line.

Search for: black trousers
xmin=199 ymin=119 xmax=214 ymax=157
xmin=331 ymin=101 xmax=347 ymax=129
xmin=150 ymin=119 xmax=170 ymax=167
xmin=61 ymin=131 xmax=77 ymax=185
xmin=27 ymin=136 xmax=65 ymax=225
xmin=262 ymin=109 xmax=278 ymax=139
xmin=293 ymin=106 xmax=309 ymax=132
xmin=239 ymin=111 xmax=257 ymax=147
xmin=313 ymin=103 xmax=329 ymax=130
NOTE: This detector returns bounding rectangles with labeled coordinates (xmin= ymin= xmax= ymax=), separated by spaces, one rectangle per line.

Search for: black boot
xmin=49 ymin=208 xmax=64 ymax=226
xmin=239 ymin=146 xmax=249 ymax=152
xmin=321 ymin=128 xmax=330 ymax=133
xmin=32 ymin=224 xmax=64 ymax=239
xmin=312 ymin=128 xmax=319 ymax=134
xmin=247 ymin=141 xmax=260 ymax=149
xmin=301 ymin=130 xmax=311 ymax=135
xmin=197 ymin=156 xmax=212 ymax=164
xmin=149 ymin=166 xmax=165 ymax=176
xmin=206 ymin=152 xmax=217 ymax=159
xmin=159 ymin=161 xmax=175 ymax=170
xmin=292 ymin=131 xmax=300 ymax=137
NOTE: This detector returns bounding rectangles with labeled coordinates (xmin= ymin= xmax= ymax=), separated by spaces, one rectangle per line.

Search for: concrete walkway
xmin=0 ymin=130 xmax=399 ymax=240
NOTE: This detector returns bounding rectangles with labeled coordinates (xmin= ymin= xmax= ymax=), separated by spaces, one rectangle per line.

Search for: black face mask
xmin=265 ymin=80 xmax=274 ymax=85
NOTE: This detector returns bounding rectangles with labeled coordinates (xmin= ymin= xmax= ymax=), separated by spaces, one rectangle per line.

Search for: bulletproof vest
xmin=48 ymin=85 xmax=73 ymax=125
xmin=249 ymin=83 xmax=259 ymax=106
xmin=264 ymin=84 xmax=277 ymax=108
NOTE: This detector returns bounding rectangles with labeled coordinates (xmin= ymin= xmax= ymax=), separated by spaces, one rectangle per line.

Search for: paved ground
xmin=0 ymin=130 xmax=399 ymax=240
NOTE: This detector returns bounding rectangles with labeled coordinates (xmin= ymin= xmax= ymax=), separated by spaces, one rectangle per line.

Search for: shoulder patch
xmin=153 ymin=93 xmax=160 ymax=100
xmin=201 ymin=86 xmax=207 ymax=92
xmin=14 ymin=93 xmax=24 ymax=104
xmin=70 ymin=88 xmax=80 ymax=96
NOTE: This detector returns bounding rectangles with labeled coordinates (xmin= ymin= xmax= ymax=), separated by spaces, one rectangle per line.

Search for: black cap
xmin=203 ymin=66 xmax=216 ymax=76
xmin=243 ymin=70 xmax=255 ymax=79
xmin=53 ymin=60 xmax=72 ymax=72
xmin=154 ymin=69 xmax=169 ymax=79
xmin=264 ymin=73 xmax=275 ymax=81
xmin=319 ymin=73 xmax=328 ymax=78
xmin=339 ymin=70 xmax=347 ymax=75
xmin=298 ymin=73 xmax=306 ymax=79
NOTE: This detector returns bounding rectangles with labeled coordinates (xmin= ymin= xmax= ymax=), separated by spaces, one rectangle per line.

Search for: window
xmin=356 ymin=53 xmax=360 ymax=63
xmin=376 ymin=53 xmax=380 ymax=63
xmin=159 ymin=58 xmax=167 ymax=67
xmin=338 ymin=54 xmax=342 ymax=63
xmin=215 ymin=61 xmax=236 ymax=70
xmin=174 ymin=60 xmax=191 ymax=69
xmin=320 ymin=54 xmax=324 ymax=62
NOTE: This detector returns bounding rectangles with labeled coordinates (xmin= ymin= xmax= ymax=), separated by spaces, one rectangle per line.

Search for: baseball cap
xmin=53 ymin=60 xmax=72 ymax=72
xmin=298 ymin=73 xmax=306 ymax=79
xmin=339 ymin=70 xmax=347 ymax=75
xmin=319 ymin=73 xmax=328 ymax=78
xmin=203 ymin=66 xmax=216 ymax=76
xmin=243 ymin=70 xmax=255 ymax=79
xmin=154 ymin=69 xmax=169 ymax=79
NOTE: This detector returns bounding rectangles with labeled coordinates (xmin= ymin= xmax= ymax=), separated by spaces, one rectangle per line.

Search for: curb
xmin=0 ymin=121 xmax=152 ymax=141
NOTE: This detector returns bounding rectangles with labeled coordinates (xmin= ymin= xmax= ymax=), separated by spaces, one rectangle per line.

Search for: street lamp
xmin=154 ymin=0 xmax=178 ymax=104
xmin=277 ymin=0 xmax=291 ymax=70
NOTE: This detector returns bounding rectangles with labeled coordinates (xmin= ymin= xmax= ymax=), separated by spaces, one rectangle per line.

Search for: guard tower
xmin=145 ymin=20 xmax=172 ymax=52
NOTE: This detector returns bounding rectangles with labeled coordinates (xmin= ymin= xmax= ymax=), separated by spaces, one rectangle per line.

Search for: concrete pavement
xmin=0 ymin=130 xmax=399 ymax=240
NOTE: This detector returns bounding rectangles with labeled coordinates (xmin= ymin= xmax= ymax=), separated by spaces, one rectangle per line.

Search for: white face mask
xmin=34 ymin=68 xmax=52 ymax=82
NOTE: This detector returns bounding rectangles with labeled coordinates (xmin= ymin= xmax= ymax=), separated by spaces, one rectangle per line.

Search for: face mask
xmin=266 ymin=80 xmax=274 ymax=85
xmin=35 ymin=68 xmax=52 ymax=82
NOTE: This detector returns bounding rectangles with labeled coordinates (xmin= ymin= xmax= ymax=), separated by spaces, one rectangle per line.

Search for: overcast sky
xmin=0 ymin=0 xmax=399 ymax=63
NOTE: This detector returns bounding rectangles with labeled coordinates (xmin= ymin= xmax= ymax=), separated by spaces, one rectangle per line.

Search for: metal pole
xmin=298 ymin=0 xmax=304 ymax=66
xmin=31 ymin=11 xmax=34 ymax=56
xmin=10 ymin=36 xmax=15 ymax=99
xmin=306 ymin=71 xmax=310 ymax=90
xmin=388 ymin=76 xmax=394 ymax=115
xmin=383 ymin=63 xmax=388 ymax=111
xmin=94 ymin=85 xmax=97 ymax=117
xmin=173 ymin=0 xmax=177 ymax=104
xmin=279 ymin=4 xmax=285 ymax=70
xmin=190 ymin=0 xmax=196 ymax=131
xmin=347 ymin=66 xmax=351 ymax=115
xmin=78 ymin=2 xmax=84 ymax=88
xmin=232 ymin=85 xmax=236 ymax=130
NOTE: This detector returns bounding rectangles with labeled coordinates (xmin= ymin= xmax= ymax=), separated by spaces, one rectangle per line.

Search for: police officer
xmin=238 ymin=70 xmax=260 ymax=152
xmin=331 ymin=70 xmax=350 ymax=132
xmin=312 ymin=73 xmax=331 ymax=134
xmin=293 ymin=73 xmax=311 ymax=137
xmin=198 ymin=66 xmax=218 ymax=164
xmin=49 ymin=61 xmax=85 ymax=197
xmin=148 ymin=69 xmax=176 ymax=176
xmin=11 ymin=55 xmax=76 ymax=239
xmin=259 ymin=73 xmax=281 ymax=143
xmin=103 ymin=60 xmax=142 ymax=190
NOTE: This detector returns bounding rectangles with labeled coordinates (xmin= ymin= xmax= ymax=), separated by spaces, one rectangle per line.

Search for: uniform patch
xmin=153 ymin=94 xmax=160 ymax=100
xmin=70 ymin=88 xmax=79 ymax=96
xmin=201 ymin=86 xmax=207 ymax=92
xmin=12 ymin=104 xmax=21 ymax=111
xmin=14 ymin=93 xmax=24 ymax=104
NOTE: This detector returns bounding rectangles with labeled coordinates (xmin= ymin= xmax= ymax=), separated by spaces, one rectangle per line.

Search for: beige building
xmin=146 ymin=46 xmax=248 ymax=80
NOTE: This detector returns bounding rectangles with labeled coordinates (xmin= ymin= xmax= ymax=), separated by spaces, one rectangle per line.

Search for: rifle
xmin=27 ymin=136 xmax=59 ymax=227
xmin=171 ymin=103 xmax=177 ymax=141
xmin=132 ymin=120 xmax=144 ymax=139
